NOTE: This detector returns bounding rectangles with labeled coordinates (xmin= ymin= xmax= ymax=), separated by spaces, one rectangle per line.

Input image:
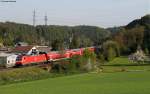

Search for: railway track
xmin=0 ymin=62 xmax=52 ymax=72
xmin=0 ymin=67 xmax=14 ymax=71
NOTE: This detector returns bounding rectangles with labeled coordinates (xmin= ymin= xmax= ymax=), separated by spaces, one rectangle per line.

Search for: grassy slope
xmin=0 ymin=71 xmax=150 ymax=94
xmin=0 ymin=67 xmax=51 ymax=85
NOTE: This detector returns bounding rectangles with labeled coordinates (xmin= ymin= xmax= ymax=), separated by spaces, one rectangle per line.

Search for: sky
xmin=0 ymin=0 xmax=149 ymax=28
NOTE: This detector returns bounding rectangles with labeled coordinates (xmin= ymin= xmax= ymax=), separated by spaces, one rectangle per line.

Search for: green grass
xmin=0 ymin=57 xmax=150 ymax=94
xmin=106 ymin=56 xmax=132 ymax=65
xmin=101 ymin=56 xmax=150 ymax=72
xmin=0 ymin=71 xmax=150 ymax=94
xmin=104 ymin=56 xmax=148 ymax=66
xmin=0 ymin=56 xmax=150 ymax=94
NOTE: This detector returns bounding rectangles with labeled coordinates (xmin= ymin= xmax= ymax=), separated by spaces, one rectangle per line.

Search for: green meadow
xmin=102 ymin=56 xmax=150 ymax=72
xmin=0 ymin=71 xmax=150 ymax=94
xmin=0 ymin=56 xmax=150 ymax=94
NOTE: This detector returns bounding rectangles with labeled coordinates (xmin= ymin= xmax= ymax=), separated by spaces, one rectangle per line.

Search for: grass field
xmin=0 ymin=56 xmax=150 ymax=94
xmin=0 ymin=71 xmax=150 ymax=94
xmin=102 ymin=56 xmax=150 ymax=72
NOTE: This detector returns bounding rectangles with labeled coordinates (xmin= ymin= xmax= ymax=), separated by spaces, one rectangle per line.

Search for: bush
xmin=102 ymin=40 xmax=120 ymax=61
xmin=144 ymin=48 xmax=149 ymax=55
xmin=66 ymin=49 xmax=97 ymax=72
xmin=0 ymin=67 xmax=50 ymax=85
xmin=107 ymin=47 xmax=116 ymax=61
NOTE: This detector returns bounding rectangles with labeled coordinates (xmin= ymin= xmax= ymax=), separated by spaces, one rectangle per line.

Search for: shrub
xmin=102 ymin=40 xmax=120 ymax=61
xmin=144 ymin=48 xmax=149 ymax=55
xmin=107 ymin=47 xmax=116 ymax=61
xmin=0 ymin=67 xmax=50 ymax=85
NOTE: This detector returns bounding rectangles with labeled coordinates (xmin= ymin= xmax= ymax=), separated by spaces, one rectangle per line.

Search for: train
xmin=0 ymin=47 xmax=95 ymax=68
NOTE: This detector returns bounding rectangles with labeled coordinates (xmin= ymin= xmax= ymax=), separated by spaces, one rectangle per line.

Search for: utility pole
xmin=33 ymin=10 xmax=36 ymax=26
xmin=44 ymin=13 xmax=48 ymax=26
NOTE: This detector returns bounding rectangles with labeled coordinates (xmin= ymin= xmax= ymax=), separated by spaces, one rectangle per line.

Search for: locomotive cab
xmin=0 ymin=53 xmax=18 ymax=68
xmin=15 ymin=55 xmax=23 ymax=66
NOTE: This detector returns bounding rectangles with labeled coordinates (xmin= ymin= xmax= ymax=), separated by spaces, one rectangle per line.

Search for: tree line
xmin=0 ymin=14 xmax=149 ymax=61
xmin=0 ymin=22 xmax=110 ymax=50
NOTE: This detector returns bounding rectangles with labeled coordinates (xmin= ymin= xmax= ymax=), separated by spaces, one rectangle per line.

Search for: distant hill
xmin=0 ymin=22 xmax=110 ymax=49
xmin=126 ymin=14 xmax=150 ymax=29
xmin=126 ymin=14 xmax=150 ymax=52
xmin=108 ymin=14 xmax=150 ymax=54
xmin=0 ymin=15 xmax=149 ymax=53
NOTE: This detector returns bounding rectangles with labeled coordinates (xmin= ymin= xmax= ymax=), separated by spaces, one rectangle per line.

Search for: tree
xmin=69 ymin=36 xmax=81 ymax=49
xmin=80 ymin=36 xmax=93 ymax=47
xmin=81 ymin=48 xmax=97 ymax=71
xmin=144 ymin=48 xmax=149 ymax=55
xmin=143 ymin=24 xmax=150 ymax=52
xmin=102 ymin=40 xmax=120 ymax=61
xmin=107 ymin=47 xmax=116 ymax=61
xmin=51 ymin=39 xmax=65 ymax=51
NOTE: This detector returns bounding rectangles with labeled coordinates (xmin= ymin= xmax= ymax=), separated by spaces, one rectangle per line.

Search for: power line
xmin=44 ymin=13 xmax=48 ymax=26
xmin=33 ymin=10 xmax=36 ymax=26
xmin=0 ymin=0 xmax=16 ymax=2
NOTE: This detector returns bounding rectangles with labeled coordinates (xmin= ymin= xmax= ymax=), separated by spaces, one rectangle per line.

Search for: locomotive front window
xmin=16 ymin=56 xmax=22 ymax=61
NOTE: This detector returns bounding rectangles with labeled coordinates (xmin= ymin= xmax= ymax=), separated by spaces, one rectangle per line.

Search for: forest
xmin=0 ymin=14 xmax=149 ymax=60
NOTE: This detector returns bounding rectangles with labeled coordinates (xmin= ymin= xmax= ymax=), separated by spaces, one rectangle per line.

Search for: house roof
xmin=0 ymin=47 xmax=8 ymax=51
xmin=15 ymin=42 xmax=28 ymax=46
xmin=12 ymin=46 xmax=34 ymax=53
xmin=36 ymin=46 xmax=51 ymax=53
xmin=0 ymin=52 xmax=12 ymax=57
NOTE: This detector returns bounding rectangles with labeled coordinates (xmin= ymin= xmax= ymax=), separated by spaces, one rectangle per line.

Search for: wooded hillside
xmin=0 ymin=15 xmax=149 ymax=55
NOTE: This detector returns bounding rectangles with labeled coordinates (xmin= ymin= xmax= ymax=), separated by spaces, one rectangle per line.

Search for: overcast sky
xmin=0 ymin=0 xmax=149 ymax=28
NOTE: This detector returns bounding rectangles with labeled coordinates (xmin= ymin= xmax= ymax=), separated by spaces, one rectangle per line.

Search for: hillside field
xmin=0 ymin=71 xmax=150 ymax=94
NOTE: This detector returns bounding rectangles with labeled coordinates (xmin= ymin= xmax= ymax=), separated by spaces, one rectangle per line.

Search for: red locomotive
xmin=15 ymin=47 xmax=95 ymax=67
